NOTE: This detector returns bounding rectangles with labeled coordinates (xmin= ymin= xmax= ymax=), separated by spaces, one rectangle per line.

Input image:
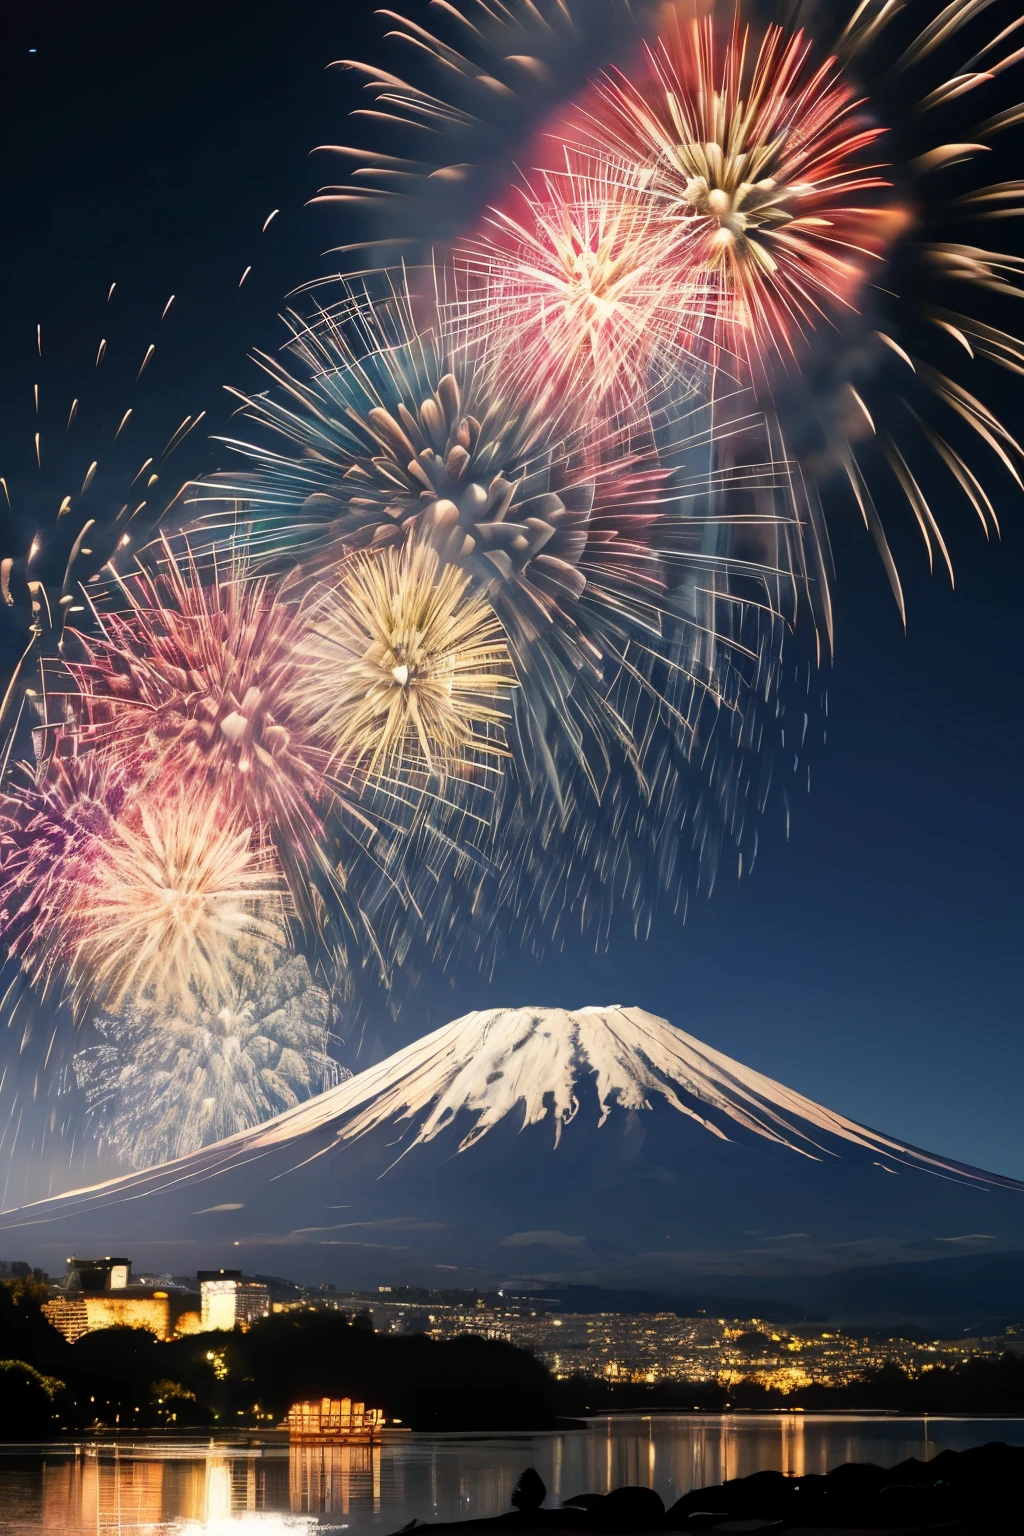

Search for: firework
xmin=575 ymin=0 xmax=1024 ymax=612
xmin=790 ymin=0 xmax=1024 ymax=612
xmin=0 ymin=1 xmax=858 ymax=1194
xmin=364 ymin=535 xmax=809 ymax=1006
xmin=297 ymin=542 xmax=514 ymax=784
xmin=450 ymin=157 xmax=708 ymax=416
xmin=0 ymin=276 xmax=220 ymax=757
xmin=336 ymin=1 xmax=1024 ymax=619
xmin=0 ymin=752 xmax=125 ymax=1007
xmin=205 ymin=282 xmax=644 ymax=778
xmin=203 ymin=277 xmax=809 ymax=801
xmin=346 ymin=378 xmax=817 ymax=1002
xmin=74 ymin=949 xmax=345 ymax=1167
xmin=77 ymin=789 xmax=285 ymax=1014
xmin=60 ymin=536 xmax=372 ymax=936
xmin=0 ymin=751 xmax=284 ymax=1015
xmin=578 ymin=13 xmax=891 ymax=370
xmin=209 ymin=277 xmax=592 ymax=576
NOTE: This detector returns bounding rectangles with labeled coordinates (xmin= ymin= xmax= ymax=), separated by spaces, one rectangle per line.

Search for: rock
xmin=598 ymin=1486 xmax=665 ymax=1530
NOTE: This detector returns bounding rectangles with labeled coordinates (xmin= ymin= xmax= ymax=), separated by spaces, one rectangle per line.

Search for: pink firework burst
xmin=0 ymin=752 xmax=126 ymax=1007
xmin=451 ymin=157 xmax=708 ymax=418
xmin=0 ymin=751 xmax=285 ymax=1016
xmin=60 ymin=538 xmax=371 ymax=937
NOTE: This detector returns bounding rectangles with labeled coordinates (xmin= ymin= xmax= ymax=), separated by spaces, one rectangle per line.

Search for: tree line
xmin=4 ymin=1277 xmax=1024 ymax=1437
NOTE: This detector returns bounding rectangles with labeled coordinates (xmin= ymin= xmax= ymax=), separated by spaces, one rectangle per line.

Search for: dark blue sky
xmin=2 ymin=2 xmax=1022 ymax=1188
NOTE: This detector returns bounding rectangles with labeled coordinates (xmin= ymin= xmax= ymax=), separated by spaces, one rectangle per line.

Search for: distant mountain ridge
xmin=757 ymin=1246 xmax=1024 ymax=1324
xmin=531 ymin=1250 xmax=1024 ymax=1325
xmin=1 ymin=1006 xmax=1021 ymax=1303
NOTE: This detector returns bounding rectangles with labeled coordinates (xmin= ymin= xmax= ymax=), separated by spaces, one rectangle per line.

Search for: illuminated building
xmin=44 ymin=1291 xmax=173 ymax=1342
xmin=42 ymin=1254 xmax=199 ymax=1342
xmin=62 ymin=1255 xmax=133 ymax=1292
xmin=199 ymin=1269 xmax=271 ymax=1331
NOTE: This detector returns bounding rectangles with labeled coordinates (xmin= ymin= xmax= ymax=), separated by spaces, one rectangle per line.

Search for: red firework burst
xmin=577 ymin=11 xmax=894 ymax=373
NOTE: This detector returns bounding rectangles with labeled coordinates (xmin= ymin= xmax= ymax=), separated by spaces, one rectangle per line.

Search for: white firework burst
xmin=74 ymin=950 xmax=347 ymax=1168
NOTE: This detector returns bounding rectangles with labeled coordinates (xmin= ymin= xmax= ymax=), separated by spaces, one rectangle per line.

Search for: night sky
xmin=2 ymin=1 xmax=1022 ymax=1191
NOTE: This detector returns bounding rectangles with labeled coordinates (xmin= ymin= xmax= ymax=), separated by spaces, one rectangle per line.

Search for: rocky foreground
xmin=397 ymin=1441 xmax=1024 ymax=1533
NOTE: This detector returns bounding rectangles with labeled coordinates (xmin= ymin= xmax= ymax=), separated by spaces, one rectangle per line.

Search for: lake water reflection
xmin=2 ymin=1415 xmax=1023 ymax=1535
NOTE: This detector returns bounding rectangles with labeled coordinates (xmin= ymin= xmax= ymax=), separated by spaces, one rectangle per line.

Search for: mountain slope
xmin=2 ymin=1006 xmax=1021 ymax=1288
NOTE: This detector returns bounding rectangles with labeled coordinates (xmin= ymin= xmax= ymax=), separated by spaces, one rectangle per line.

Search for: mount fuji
xmin=3 ymin=1006 xmax=1022 ymax=1293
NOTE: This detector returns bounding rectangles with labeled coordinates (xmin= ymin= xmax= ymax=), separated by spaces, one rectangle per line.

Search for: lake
xmin=1 ymin=1414 xmax=1022 ymax=1534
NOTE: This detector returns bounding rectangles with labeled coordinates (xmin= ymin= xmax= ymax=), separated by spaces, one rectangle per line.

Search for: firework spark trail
xmin=316 ymin=1 xmax=664 ymax=253
xmin=296 ymin=541 xmax=515 ymax=784
xmin=0 ymin=281 xmax=214 ymax=715
xmin=815 ymin=0 xmax=1024 ymax=614
xmin=449 ymin=155 xmax=710 ymax=418
xmin=74 ymin=949 xmax=347 ymax=1167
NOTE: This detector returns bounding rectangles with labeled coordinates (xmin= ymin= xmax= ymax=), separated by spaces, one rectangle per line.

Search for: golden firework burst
xmin=296 ymin=542 xmax=515 ymax=784
xmin=73 ymin=789 xmax=285 ymax=1014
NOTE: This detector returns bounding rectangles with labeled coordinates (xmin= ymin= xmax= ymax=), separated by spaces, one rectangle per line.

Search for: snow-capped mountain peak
xmin=7 ymin=1006 xmax=1023 ymax=1227
xmin=4 ymin=1006 xmax=1023 ymax=1293
xmin=318 ymin=1005 xmax=1005 ymax=1179
xmin=177 ymin=1003 xmax=1015 ymax=1187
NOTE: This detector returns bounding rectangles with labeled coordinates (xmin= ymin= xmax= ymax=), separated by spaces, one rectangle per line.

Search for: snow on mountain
xmin=233 ymin=1002 xmax=1016 ymax=1181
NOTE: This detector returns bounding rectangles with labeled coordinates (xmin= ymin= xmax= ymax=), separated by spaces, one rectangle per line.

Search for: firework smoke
xmin=318 ymin=0 xmax=663 ymax=253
